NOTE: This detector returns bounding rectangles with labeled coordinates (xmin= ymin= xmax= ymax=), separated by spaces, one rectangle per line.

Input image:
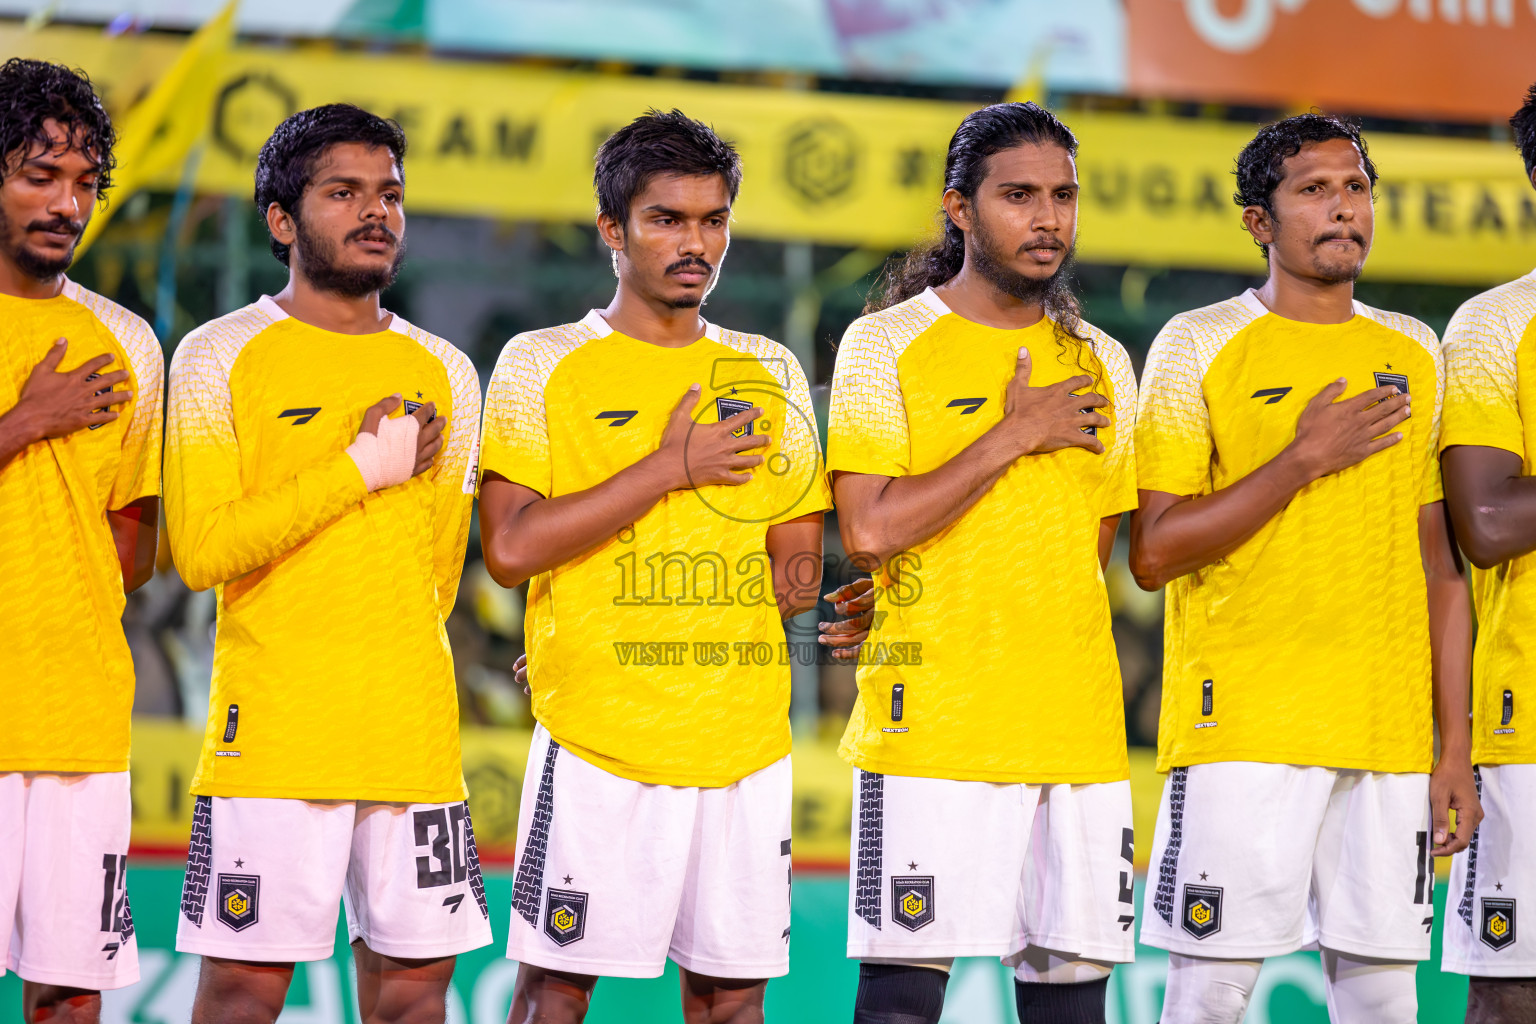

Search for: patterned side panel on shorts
xmin=1154 ymin=767 xmax=1189 ymax=925
xmin=1458 ymin=767 xmax=1483 ymax=928
xmin=463 ymin=802 xmax=489 ymax=919
xmin=854 ymin=770 xmax=885 ymax=929
xmin=182 ymin=795 xmax=213 ymax=926
xmin=511 ymin=740 xmax=560 ymax=927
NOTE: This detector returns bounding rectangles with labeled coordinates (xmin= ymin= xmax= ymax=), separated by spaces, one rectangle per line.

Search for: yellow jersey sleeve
xmin=1092 ymin=328 xmax=1139 ymax=518
xmin=165 ymin=309 xmax=369 ymax=592
xmin=1136 ymin=317 xmax=1214 ymax=498
xmin=394 ymin=321 xmax=481 ymax=621
xmin=480 ymin=326 xmax=590 ymax=496
xmin=1442 ymin=290 xmax=1524 ymax=459
xmin=1356 ymin=305 xmax=1444 ymax=506
xmin=826 ymin=315 xmax=910 ymax=477
xmin=68 ymin=284 xmax=165 ymax=508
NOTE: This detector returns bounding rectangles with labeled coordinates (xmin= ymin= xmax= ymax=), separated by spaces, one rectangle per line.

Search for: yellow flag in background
xmin=77 ymin=1 xmax=237 ymax=254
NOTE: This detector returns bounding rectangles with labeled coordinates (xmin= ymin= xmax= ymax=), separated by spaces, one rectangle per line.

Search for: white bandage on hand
xmin=346 ymin=411 xmax=420 ymax=492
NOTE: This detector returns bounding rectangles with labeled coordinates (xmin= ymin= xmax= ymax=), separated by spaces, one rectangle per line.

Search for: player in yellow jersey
xmin=478 ymin=110 xmax=829 ymax=1023
xmin=163 ymin=105 xmax=487 ymax=1024
xmin=824 ymin=102 xmax=1138 ymax=1024
xmin=0 ymin=59 xmax=160 ymax=1024
xmin=1435 ymin=85 xmax=1536 ymax=1024
xmin=1131 ymin=114 xmax=1481 ymax=1024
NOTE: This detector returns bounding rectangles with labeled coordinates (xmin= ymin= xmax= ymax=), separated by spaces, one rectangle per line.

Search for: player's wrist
xmin=1274 ymin=443 xmax=1322 ymax=488
xmin=0 ymin=400 xmax=47 ymax=447
xmin=639 ymin=448 xmax=688 ymax=493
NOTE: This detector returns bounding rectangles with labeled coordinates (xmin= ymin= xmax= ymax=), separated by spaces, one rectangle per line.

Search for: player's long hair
xmin=0 ymin=59 xmax=115 ymax=194
xmin=863 ymin=102 xmax=1086 ymax=346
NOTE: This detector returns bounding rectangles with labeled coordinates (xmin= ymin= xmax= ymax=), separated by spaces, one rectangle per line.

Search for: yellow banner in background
xmin=7 ymin=22 xmax=1534 ymax=283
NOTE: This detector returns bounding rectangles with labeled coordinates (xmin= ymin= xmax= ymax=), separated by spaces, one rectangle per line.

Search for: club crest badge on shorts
xmin=1181 ymin=883 xmax=1223 ymax=940
xmin=216 ymin=873 xmax=261 ymax=932
xmin=1481 ymin=897 xmax=1517 ymax=951
xmin=891 ymin=875 xmax=935 ymax=931
xmin=544 ymin=888 xmax=588 ymax=946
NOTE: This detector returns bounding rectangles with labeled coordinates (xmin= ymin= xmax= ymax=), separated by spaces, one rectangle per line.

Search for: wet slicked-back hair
xmin=1510 ymin=83 xmax=1536 ymax=179
xmin=1233 ymin=112 xmax=1378 ymax=259
xmin=0 ymin=58 xmax=115 ymax=193
xmin=254 ymin=103 xmax=407 ymax=266
xmin=864 ymin=100 xmax=1082 ymax=340
xmin=594 ymin=109 xmax=742 ymax=227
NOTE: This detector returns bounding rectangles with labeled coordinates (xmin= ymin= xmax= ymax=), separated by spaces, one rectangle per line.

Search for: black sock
xmin=852 ymin=963 xmax=949 ymax=1024
xmin=1015 ymin=976 xmax=1109 ymax=1024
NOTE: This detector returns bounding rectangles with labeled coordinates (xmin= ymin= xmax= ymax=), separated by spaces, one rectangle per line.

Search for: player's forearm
xmin=168 ymin=451 xmax=368 ymax=591
xmin=482 ymin=455 xmax=677 ymax=589
xmin=837 ymin=429 xmax=1017 ymax=564
xmin=1129 ymin=447 xmax=1315 ymax=589
xmin=767 ymin=516 xmax=824 ymax=620
xmin=0 ymin=403 xmax=42 ymax=471
xmin=1425 ymin=503 xmax=1474 ymax=761
xmin=1444 ymin=469 xmax=1536 ymax=569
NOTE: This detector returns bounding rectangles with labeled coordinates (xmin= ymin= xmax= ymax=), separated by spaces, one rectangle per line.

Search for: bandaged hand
xmin=348 ymin=394 xmax=422 ymax=492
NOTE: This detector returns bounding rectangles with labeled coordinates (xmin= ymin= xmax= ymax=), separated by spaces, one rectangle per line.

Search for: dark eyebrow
xmin=641 ymin=204 xmax=731 ymax=219
xmin=314 ymin=174 xmax=403 ymax=190
xmin=20 ymin=155 xmax=98 ymax=174
xmin=994 ymin=180 xmax=1078 ymax=192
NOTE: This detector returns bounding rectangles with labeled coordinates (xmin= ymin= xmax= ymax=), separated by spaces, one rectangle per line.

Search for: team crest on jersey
xmin=217 ymin=874 xmax=261 ymax=932
xmin=891 ymin=875 xmax=935 ymax=932
xmin=1481 ymin=898 xmax=1517 ymax=951
xmin=716 ymin=396 xmax=754 ymax=438
xmin=1181 ymin=884 xmax=1223 ymax=940
xmin=544 ymin=888 xmax=588 ymax=946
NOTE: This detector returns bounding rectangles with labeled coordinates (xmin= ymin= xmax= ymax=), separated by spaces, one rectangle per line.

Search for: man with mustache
xmin=478 ymin=109 xmax=829 ymax=1023
xmin=823 ymin=101 xmax=1138 ymax=1024
xmin=0 ymin=58 xmax=160 ymax=1024
xmin=1132 ymin=113 xmax=1479 ymax=1023
xmin=1435 ymin=83 xmax=1536 ymax=1024
xmin=163 ymin=104 xmax=487 ymax=1024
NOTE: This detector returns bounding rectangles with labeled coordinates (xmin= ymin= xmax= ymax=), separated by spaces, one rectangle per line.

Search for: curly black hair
xmin=1233 ymin=112 xmax=1378 ymax=259
xmin=1510 ymin=83 xmax=1536 ymax=180
xmin=594 ymin=109 xmax=741 ymax=228
xmin=0 ymin=58 xmax=115 ymax=194
xmin=254 ymin=103 xmax=407 ymax=266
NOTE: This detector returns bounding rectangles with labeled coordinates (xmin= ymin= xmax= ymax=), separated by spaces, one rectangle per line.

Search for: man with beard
xmin=478 ymin=109 xmax=829 ymax=1023
xmin=1131 ymin=114 xmax=1479 ymax=1023
xmin=823 ymin=101 xmax=1138 ymax=1024
xmin=163 ymin=104 xmax=487 ymax=1024
xmin=1435 ymin=83 xmax=1536 ymax=1024
xmin=0 ymin=58 xmax=160 ymax=1024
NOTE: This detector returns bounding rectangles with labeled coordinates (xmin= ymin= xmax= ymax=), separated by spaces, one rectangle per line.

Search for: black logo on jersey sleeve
xmin=595 ymin=410 xmax=637 ymax=427
xmin=1251 ymin=388 xmax=1292 ymax=404
xmin=278 ymin=407 xmax=321 ymax=425
xmin=217 ymin=873 xmax=261 ymax=932
xmin=716 ymin=396 xmax=754 ymax=437
xmin=1182 ymin=883 xmax=1223 ymax=940
xmin=1481 ymin=897 xmax=1517 ymax=951
xmin=945 ymin=397 xmax=986 ymax=415
xmin=544 ymin=888 xmax=588 ymax=946
xmin=1374 ymin=371 xmax=1409 ymax=396
xmin=891 ymin=875 xmax=935 ymax=931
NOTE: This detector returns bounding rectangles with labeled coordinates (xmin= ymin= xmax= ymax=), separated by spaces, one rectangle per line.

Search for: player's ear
xmin=266 ymin=201 xmax=297 ymax=249
xmin=596 ymin=211 xmax=626 ymax=255
xmin=1241 ymin=204 xmax=1274 ymax=248
xmin=941 ymin=188 xmax=971 ymax=233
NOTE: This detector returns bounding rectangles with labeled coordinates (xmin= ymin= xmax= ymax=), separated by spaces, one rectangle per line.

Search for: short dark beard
xmin=968 ymin=213 xmax=1075 ymax=305
xmin=292 ymin=215 xmax=405 ymax=298
xmin=0 ymin=205 xmax=79 ymax=280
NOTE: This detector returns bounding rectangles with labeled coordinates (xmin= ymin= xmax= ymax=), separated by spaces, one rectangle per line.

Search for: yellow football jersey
xmin=827 ymin=288 xmax=1138 ymax=784
xmin=0 ymin=281 xmax=162 ymax=773
xmin=164 ymin=297 xmax=480 ymax=802
xmin=480 ymin=311 xmax=831 ymax=787
xmin=1137 ymin=290 xmax=1442 ymax=774
xmin=1440 ymin=270 xmax=1536 ymax=766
